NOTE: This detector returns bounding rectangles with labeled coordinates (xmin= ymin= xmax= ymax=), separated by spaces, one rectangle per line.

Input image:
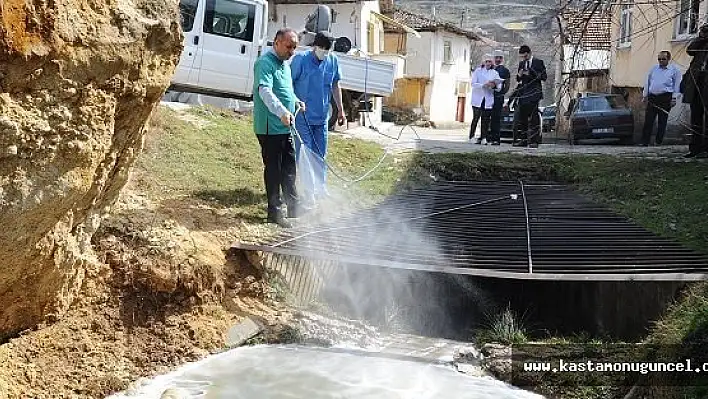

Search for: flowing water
xmin=110 ymin=345 xmax=543 ymax=399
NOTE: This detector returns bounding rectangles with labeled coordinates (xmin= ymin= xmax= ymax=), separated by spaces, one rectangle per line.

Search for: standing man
xmin=490 ymin=51 xmax=511 ymax=146
xmin=469 ymin=54 xmax=502 ymax=144
xmin=682 ymin=24 xmax=708 ymax=158
xmin=641 ymin=51 xmax=682 ymax=146
xmin=512 ymin=45 xmax=546 ymax=148
xmin=253 ymin=28 xmax=306 ymax=227
xmin=290 ymin=31 xmax=345 ymax=205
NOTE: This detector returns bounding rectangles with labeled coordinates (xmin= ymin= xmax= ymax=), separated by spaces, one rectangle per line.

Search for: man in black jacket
xmin=512 ymin=45 xmax=547 ymax=148
xmin=683 ymin=23 xmax=708 ymax=158
xmin=489 ymin=51 xmax=511 ymax=145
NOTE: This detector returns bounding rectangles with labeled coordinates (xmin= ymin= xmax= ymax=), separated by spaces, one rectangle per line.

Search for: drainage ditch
xmin=235 ymin=181 xmax=708 ymax=340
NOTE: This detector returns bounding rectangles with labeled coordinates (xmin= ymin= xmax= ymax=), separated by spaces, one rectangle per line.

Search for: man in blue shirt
xmin=641 ymin=51 xmax=682 ymax=146
xmin=253 ymin=28 xmax=306 ymax=227
xmin=290 ymin=31 xmax=345 ymax=205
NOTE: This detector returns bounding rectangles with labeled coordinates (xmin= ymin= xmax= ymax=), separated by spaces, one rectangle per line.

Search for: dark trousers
xmin=489 ymin=95 xmax=504 ymax=143
xmin=514 ymin=101 xmax=541 ymax=144
xmin=642 ymin=93 xmax=672 ymax=145
xmin=469 ymin=98 xmax=492 ymax=140
xmin=689 ymin=95 xmax=707 ymax=154
xmin=257 ymin=134 xmax=298 ymax=217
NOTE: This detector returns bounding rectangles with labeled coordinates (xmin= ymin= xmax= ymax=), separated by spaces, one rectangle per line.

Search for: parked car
xmin=499 ymin=98 xmax=516 ymax=140
xmin=566 ymin=94 xmax=634 ymax=144
xmin=541 ymin=104 xmax=556 ymax=132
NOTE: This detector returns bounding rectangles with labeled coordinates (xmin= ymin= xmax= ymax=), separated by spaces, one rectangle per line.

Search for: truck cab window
xmin=204 ymin=0 xmax=256 ymax=42
xmin=179 ymin=0 xmax=198 ymax=32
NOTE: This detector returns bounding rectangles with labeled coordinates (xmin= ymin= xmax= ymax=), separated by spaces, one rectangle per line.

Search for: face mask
xmin=314 ymin=47 xmax=330 ymax=60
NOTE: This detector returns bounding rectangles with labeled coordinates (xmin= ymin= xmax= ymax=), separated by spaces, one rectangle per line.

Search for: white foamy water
xmin=109 ymin=345 xmax=543 ymax=399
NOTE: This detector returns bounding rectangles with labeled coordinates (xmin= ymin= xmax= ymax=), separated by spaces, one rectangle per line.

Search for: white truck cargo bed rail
xmin=335 ymin=52 xmax=396 ymax=97
xmin=278 ymin=45 xmax=397 ymax=97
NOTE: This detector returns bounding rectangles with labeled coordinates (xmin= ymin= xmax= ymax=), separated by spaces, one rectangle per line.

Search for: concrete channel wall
xmin=262 ymin=253 xmax=687 ymax=341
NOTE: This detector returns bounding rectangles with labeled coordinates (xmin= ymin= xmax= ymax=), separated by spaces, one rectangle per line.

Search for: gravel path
xmin=339 ymin=123 xmax=701 ymax=160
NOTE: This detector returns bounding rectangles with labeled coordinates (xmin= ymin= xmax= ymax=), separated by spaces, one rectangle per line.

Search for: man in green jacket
xmin=253 ymin=28 xmax=305 ymax=227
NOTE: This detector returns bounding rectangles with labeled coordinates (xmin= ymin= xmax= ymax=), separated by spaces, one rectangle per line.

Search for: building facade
xmin=381 ymin=7 xmax=484 ymax=125
xmin=609 ymin=0 xmax=707 ymax=140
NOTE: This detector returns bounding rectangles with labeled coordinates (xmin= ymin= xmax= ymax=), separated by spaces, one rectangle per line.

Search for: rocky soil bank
xmin=0 ymin=0 xmax=181 ymax=337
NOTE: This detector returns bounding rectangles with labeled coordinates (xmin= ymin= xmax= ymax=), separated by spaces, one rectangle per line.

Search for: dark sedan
xmin=566 ymin=94 xmax=634 ymax=144
xmin=499 ymin=99 xmax=516 ymax=140
xmin=541 ymin=104 xmax=556 ymax=132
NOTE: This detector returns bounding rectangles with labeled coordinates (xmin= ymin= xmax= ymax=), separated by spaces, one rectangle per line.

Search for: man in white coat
xmin=469 ymin=54 xmax=502 ymax=144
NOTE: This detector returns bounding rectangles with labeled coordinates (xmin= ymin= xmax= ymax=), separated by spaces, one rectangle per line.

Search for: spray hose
xmin=290 ymin=107 xmax=391 ymax=185
xmin=287 ymin=48 xmax=428 ymax=185
xmin=272 ymin=193 xmax=519 ymax=247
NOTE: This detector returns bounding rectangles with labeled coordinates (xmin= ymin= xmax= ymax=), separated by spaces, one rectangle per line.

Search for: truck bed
xmin=335 ymin=52 xmax=396 ymax=97
xmin=283 ymin=45 xmax=397 ymax=97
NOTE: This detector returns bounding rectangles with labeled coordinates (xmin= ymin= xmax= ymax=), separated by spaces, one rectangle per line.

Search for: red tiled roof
xmin=383 ymin=8 xmax=481 ymax=41
xmin=561 ymin=9 xmax=611 ymax=51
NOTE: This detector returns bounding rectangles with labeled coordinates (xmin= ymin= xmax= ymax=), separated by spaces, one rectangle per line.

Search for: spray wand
xmin=290 ymin=108 xmax=390 ymax=185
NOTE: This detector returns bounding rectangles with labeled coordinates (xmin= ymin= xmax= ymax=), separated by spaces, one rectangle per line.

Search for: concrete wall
xmin=610 ymin=0 xmax=707 ymax=87
xmin=480 ymin=278 xmax=687 ymax=341
xmin=609 ymin=0 xmax=706 ymax=137
xmin=427 ymin=31 xmax=475 ymax=124
xmin=383 ymin=30 xmax=475 ymax=124
xmin=403 ymin=32 xmax=435 ymax=78
xmin=384 ymin=32 xmax=407 ymax=55
xmin=261 ymin=252 xmax=689 ymax=341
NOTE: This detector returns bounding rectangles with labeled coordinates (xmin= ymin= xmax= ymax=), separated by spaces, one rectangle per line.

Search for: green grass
xmin=136 ymin=106 xmax=265 ymax=220
xmin=477 ymin=305 xmax=528 ymax=346
xmin=652 ymin=283 xmax=708 ymax=345
xmin=327 ymin=137 xmax=403 ymax=197
xmin=635 ymin=282 xmax=708 ymax=399
xmin=140 ymin=108 xmax=708 ymax=251
xmin=136 ymin=106 xmax=403 ymax=221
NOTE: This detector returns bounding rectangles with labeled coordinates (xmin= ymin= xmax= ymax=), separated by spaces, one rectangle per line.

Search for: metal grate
xmin=234 ymin=181 xmax=708 ymax=281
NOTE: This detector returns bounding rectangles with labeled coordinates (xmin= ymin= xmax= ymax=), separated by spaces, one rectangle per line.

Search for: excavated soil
xmin=0 ymin=179 xmax=291 ymax=399
xmin=0 ymin=0 xmax=182 ymax=341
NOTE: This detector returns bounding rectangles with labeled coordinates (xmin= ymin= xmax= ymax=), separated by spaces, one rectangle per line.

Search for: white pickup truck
xmin=172 ymin=0 xmax=397 ymax=126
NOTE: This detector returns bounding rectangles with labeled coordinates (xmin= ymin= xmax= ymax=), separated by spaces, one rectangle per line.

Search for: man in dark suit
xmin=489 ymin=51 xmax=511 ymax=145
xmin=512 ymin=45 xmax=547 ymax=148
xmin=683 ymin=23 xmax=708 ymax=158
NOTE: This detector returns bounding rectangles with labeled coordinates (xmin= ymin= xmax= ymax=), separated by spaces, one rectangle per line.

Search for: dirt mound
xmin=0 ymin=188 xmax=291 ymax=398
